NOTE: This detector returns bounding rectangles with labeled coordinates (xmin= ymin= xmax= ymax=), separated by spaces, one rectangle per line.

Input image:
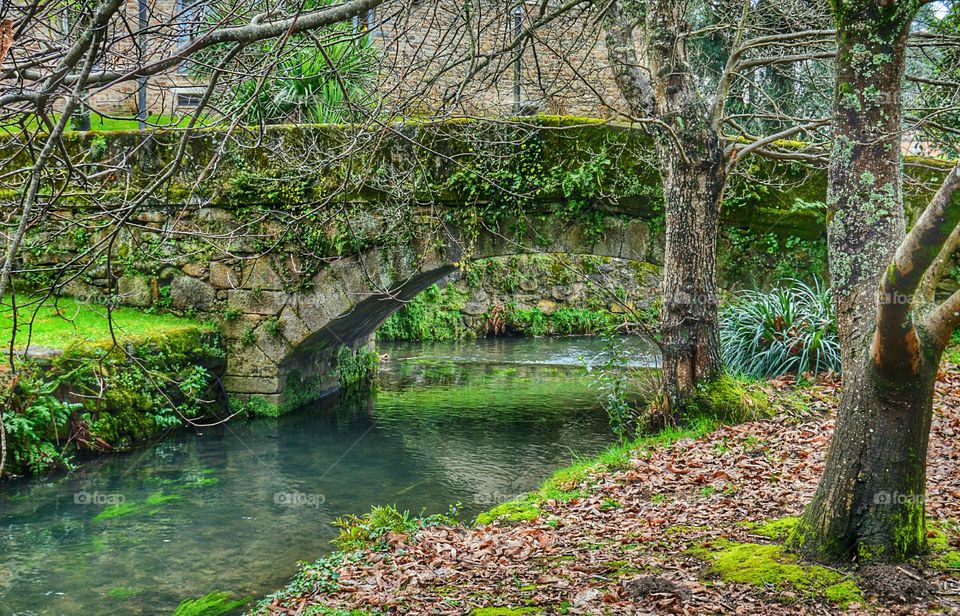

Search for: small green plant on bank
xmin=232 ymin=395 xmax=279 ymax=418
xmin=332 ymin=503 xmax=463 ymax=551
xmin=177 ymin=365 xmax=213 ymax=417
xmin=720 ymin=279 xmax=839 ymax=378
xmin=253 ymin=553 xmax=349 ymax=613
xmin=585 ymin=332 xmax=642 ymax=442
xmin=332 ymin=505 xmax=420 ymax=551
xmin=1 ymin=370 xmax=81 ymax=473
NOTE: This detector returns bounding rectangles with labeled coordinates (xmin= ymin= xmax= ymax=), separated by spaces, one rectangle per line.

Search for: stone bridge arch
xmin=219 ymin=214 xmax=656 ymax=414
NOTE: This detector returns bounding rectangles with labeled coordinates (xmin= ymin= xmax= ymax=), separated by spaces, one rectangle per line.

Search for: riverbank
xmin=0 ymin=337 xmax=623 ymax=615
xmin=0 ymin=296 xmax=225 ymax=477
xmin=255 ymin=369 xmax=960 ymax=614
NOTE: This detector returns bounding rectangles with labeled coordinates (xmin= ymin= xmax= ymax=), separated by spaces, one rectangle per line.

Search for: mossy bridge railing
xmin=1 ymin=117 xmax=952 ymax=413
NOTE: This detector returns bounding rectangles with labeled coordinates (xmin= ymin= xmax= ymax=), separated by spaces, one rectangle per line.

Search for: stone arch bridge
xmin=4 ymin=117 xmax=866 ymax=413
xmin=204 ymin=211 xmax=653 ymax=412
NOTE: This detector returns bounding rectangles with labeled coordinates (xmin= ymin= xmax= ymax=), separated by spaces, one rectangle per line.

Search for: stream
xmin=0 ymin=336 xmax=656 ymax=615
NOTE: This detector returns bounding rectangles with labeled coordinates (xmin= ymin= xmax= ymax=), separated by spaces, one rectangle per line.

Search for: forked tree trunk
xmin=657 ymin=136 xmax=725 ymax=409
xmin=791 ymin=0 xmax=936 ymax=563
xmin=793 ymin=353 xmax=938 ymax=560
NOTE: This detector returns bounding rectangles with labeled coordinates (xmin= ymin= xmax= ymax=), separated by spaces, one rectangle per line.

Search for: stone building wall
xmin=75 ymin=0 xmax=206 ymax=116
xmin=81 ymin=0 xmax=623 ymax=119
xmin=376 ymin=0 xmax=624 ymax=117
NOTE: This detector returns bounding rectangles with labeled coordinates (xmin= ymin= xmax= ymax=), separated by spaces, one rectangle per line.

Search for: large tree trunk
xmin=793 ymin=353 xmax=937 ymax=561
xmin=791 ymin=0 xmax=935 ymax=563
xmin=658 ymin=136 xmax=725 ymax=409
xmin=605 ymin=0 xmax=725 ymax=410
xmin=650 ymin=0 xmax=726 ymax=410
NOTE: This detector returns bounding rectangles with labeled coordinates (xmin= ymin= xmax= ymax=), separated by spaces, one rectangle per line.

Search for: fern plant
xmin=332 ymin=505 xmax=418 ymax=551
xmin=720 ymin=279 xmax=840 ymax=378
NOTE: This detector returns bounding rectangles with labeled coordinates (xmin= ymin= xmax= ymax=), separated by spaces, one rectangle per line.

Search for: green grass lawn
xmin=0 ymin=295 xmax=207 ymax=350
xmin=0 ymin=111 xmax=208 ymax=135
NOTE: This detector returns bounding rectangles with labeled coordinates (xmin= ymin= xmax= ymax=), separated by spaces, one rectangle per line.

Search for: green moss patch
xmin=469 ymin=608 xmax=543 ymax=615
xmin=823 ymin=580 xmax=864 ymax=607
xmin=746 ymin=516 xmax=800 ymax=541
xmin=927 ymin=527 xmax=960 ymax=574
xmin=691 ymin=540 xmax=862 ymax=606
xmin=689 ymin=374 xmax=775 ymax=422
xmin=476 ymin=501 xmax=542 ymax=526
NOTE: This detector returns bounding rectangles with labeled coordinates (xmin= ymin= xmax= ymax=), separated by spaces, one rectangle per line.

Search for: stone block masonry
xmin=4 ymin=120 xmax=952 ymax=414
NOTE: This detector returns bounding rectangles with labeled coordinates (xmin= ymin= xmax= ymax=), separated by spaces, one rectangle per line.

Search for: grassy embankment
xmin=0 ymin=295 xmax=205 ymax=349
xmin=0 ymin=295 xmax=224 ymax=476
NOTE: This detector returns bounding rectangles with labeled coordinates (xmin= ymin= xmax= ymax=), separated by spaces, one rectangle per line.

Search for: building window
xmin=177 ymin=92 xmax=204 ymax=108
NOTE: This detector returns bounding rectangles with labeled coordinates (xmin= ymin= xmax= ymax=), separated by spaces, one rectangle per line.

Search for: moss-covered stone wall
xmin=2 ymin=117 xmax=953 ymax=414
xmin=378 ymin=255 xmax=661 ymax=340
xmin=3 ymin=326 xmax=225 ymax=477
xmin=378 ymin=226 xmax=830 ymax=343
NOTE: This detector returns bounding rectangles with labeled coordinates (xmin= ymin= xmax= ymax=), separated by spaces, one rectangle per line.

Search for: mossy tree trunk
xmin=606 ymin=0 xmax=725 ymax=411
xmin=792 ymin=0 xmax=960 ymax=563
xmin=793 ymin=356 xmax=938 ymax=561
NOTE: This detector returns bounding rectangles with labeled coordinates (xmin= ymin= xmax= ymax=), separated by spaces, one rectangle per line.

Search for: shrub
xmin=227 ymin=37 xmax=377 ymax=125
xmin=720 ymin=279 xmax=839 ymax=378
xmin=377 ymin=284 xmax=469 ymax=341
xmin=586 ymin=332 xmax=640 ymax=442
xmin=332 ymin=505 xmax=419 ymax=551
xmin=336 ymin=346 xmax=379 ymax=388
xmin=2 ymin=371 xmax=80 ymax=473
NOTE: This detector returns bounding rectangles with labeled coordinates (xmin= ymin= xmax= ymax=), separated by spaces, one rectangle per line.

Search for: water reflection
xmin=0 ymin=337 xmax=637 ymax=615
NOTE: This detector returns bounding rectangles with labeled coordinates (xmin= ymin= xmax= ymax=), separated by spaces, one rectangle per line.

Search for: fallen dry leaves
xmin=260 ymin=370 xmax=960 ymax=615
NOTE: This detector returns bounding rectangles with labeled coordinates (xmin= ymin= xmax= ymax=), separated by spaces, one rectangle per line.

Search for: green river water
xmin=0 ymin=336 xmax=655 ymax=615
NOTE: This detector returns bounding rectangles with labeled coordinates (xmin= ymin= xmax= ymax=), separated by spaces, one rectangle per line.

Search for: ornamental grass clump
xmin=720 ymin=279 xmax=839 ymax=378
